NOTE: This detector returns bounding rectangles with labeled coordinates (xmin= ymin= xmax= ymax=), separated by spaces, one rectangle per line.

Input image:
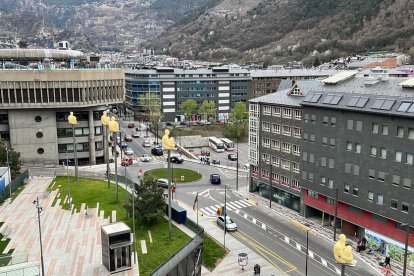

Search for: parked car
xmin=216 ymin=120 xmax=224 ymax=125
xmin=121 ymin=158 xmax=133 ymax=166
xmin=151 ymin=147 xmax=164 ymax=156
xmin=170 ymin=156 xmax=184 ymax=164
xmin=142 ymin=140 xmax=151 ymax=147
xmin=179 ymin=121 xmax=189 ymax=126
xmin=119 ymin=142 xmax=128 ymax=149
xmin=127 ymin=123 xmax=135 ymax=128
xmin=140 ymin=154 xmax=151 ymax=162
xmin=228 ymin=154 xmax=237 ymax=161
xmin=210 ymin=174 xmax=221 ymax=184
xmin=156 ymin=178 xmax=175 ymax=189
xmin=132 ymin=131 xmax=140 ymax=138
xmin=216 ymin=216 xmax=237 ymax=232
xmin=124 ymin=135 xmax=133 ymax=142
xmin=165 ymin=122 xmax=173 ymax=127
xmin=124 ymin=148 xmax=134 ymax=155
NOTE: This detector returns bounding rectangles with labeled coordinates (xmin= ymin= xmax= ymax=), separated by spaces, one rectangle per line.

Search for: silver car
xmin=140 ymin=154 xmax=151 ymax=162
xmin=124 ymin=148 xmax=134 ymax=156
xmin=216 ymin=216 xmax=237 ymax=232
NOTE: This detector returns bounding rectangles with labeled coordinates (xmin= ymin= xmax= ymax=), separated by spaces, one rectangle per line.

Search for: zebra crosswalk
xmin=199 ymin=199 xmax=253 ymax=218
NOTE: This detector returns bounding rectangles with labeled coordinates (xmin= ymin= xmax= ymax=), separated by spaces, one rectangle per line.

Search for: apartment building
xmin=125 ymin=67 xmax=250 ymax=121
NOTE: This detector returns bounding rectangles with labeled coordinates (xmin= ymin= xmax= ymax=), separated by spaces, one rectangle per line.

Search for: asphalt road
xmin=115 ymin=119 xmax=376 ymax=276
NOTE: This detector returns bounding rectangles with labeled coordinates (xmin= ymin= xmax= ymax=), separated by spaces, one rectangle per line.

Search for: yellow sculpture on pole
xmin=162 ymin=129 xmax=175 ymax=150
xmin=101 ymin=111 xmax=110 ymax=126
xmin=333 ymin=234 xmax=357 ymax=266
xmin=68 ymin=112 xmax=78 ymax=125
xmin=108 ymin=116 xmax=119 ymax=133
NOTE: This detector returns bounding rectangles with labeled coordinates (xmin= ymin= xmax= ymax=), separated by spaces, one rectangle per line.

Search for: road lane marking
xmin=289 ymin=220 xmax=315 ymax=235
xmin=296 ymin=243 xmax=301 ymax=251
xmin=321 ymin=258 xmax=327 ymax=267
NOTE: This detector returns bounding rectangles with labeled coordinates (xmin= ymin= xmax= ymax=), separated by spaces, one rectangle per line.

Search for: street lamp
xmin=262 ymin=157 xmax=272 ymax=208
xmin=4 ymin=145 xmax=11 ymax=196
xmin=65 ymin=152 xmax=72 ymax=210
xmin=68 ymin=112 xmax=79 ymax=184
xmin=33 ymin=197 xmax=45 ymax=276
xmin=305 ymin=229 xmax=310 ymax=276
xmin=402 ymin=223 xmax=411 ymax=276
xmin=109 ymin=116 xmax=120 ymax=202
xmin=162 ymin=129 xmax=175 ymax=241
xmin=101 ymin=111 xmax=110 ymax=188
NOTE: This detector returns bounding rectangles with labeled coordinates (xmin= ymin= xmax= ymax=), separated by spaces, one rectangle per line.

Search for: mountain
xmin=0 ymin=0 xmax=211 ymax=52
xmin=144 ymin=0 xmax=414 ymax=65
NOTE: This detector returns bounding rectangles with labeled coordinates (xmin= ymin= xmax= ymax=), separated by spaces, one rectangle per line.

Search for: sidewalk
xmin=237 ymin=186 xmax=413 ymax=276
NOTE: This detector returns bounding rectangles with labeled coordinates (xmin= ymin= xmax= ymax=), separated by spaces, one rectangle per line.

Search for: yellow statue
xmin=101 ymin=111 xmax=110 ymax=126
xmin=68 ymin=112 xmax=78 ymax=125
xmin=108 ymin=116 xmax=119 ymax=133
xmin=333 ymin=234 xmax=356 ymax=266
xmin=162 ymin=129 xmax=176 ymax=150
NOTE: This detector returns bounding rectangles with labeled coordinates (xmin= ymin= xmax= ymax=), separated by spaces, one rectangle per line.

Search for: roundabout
xmin=143 ymin=168 xmax=203 ymax=183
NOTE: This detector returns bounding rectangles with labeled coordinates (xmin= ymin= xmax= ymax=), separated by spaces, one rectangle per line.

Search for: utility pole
xmin=65 ymin=152 xmax=72 ymax=210
xmin=305 ymin=230 xmax=309 ymax=276
xmin=224 ymin=184 xmax=227 ymax=250
xmin=333 ymin=188 xmax=339 ymax=241
xmin=167 ymin=150 xmax=172 ymax=241
xmin=33 ymin=197 xmax=45 ymax=276
xmin=236 ymin=136 xmax=239 ymax=191
xmin=5 ymin=145 xmax=10 ymax=196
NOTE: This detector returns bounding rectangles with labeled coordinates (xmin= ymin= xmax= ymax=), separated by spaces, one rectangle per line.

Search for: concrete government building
xmin=0 ymin=49 xmax=125 ymax=165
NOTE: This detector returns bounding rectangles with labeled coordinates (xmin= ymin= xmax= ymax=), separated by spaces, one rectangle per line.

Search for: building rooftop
xmin=0 ymin=48 xmax=85 ymax=61
xmin=250 ymin=68 xmax=340 ymax=78
xmin=0 ymin=167 xmax=8 ymax=176
xmin=101 ymin=222 xmax=131 ymax=235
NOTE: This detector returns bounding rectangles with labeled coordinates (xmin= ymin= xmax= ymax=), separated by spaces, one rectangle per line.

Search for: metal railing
xmin=0 ymin=170 xmax=28 ymax=204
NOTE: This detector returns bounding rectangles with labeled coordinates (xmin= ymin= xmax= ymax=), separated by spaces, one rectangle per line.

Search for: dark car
xmin=127 ymin=123 xmax=135 ymax=128
xmin=210 ymin=174 xmax=221 ymax=184
xmin=179 ymin=121 xmax=189 ymax=126
xmin=170 ymin=156 xmax=184 ymax=164
xmin=119 ymin=142 xmax=128 ymax=149
xmin=165 ymin=122 xmax=173 ymax=126
xmin=228 ymin=154 xmax=237 ymax=161
xmin=151 ymin=147 xmax=164 ymax=156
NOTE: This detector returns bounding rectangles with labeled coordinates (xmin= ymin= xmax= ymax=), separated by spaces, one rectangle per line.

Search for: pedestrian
xmin=379 ymin=255 xmax=391 ymax=268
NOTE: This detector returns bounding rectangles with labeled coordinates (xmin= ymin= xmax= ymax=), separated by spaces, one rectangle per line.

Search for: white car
xmin=132 ymin=131 xmax=140 ymax=138
xmin=216 ymin=216 xmax=237 ymax=232
xmin=124 ymin=148 xmax=134 ymax=155
xmin=140 ymin=154 xmax=151 ymax=162
xmin=142 ymin=140 xmax=151 ymax=147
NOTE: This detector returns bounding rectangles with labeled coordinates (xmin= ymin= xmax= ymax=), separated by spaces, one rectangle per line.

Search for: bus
xmin=220 ymin=138 xmax=235 ymax=151
xmin=208 ymin=137 xmax=225 ymax=152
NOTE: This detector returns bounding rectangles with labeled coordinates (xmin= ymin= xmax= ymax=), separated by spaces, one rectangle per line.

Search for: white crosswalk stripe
xmin=198 ymin=199 xmax=253 ymax=217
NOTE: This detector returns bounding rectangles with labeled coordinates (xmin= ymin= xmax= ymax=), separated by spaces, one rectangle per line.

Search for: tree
xmin=313 ymin=57 xmax=321 ymax=67
xmin=179 ymin=99 xmax=197 ymax=120
xmin=124 ymin=176 xmax=165 ymax=225
xmin=138 ymin=93 xmax=162 ymax=140
xmin=229 ymin=102 xmax=248 ymax=122
xmin=226 ymin=102 xmax=248 ymax=141
xmin=0 ymin=139 xmax=22 ymax=179
xmin=198 ymin=100 xmax=217 ymax=120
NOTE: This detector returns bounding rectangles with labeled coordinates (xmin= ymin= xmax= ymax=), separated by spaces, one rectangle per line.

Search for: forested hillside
xmin=144 ymin=0 xmax=414 ymax=64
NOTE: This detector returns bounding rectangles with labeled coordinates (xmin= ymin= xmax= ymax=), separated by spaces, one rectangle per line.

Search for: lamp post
xmin=305 ymin=229 xmax=310 ymax=276
xmin=101 ymin=111 xmax=110 ymax=188
xmin=5 ymin=145 xmax=11 ymax=196
xmin=402 ymin=223 xmax=410 ymax=276
xmin=236 ymin=136 xmax=239 ymax=191
xmin=333 ymin=188 xmax=339 ymax=241
xmin=162 ymin=128 xmax=175 ymax=241
xmin=33 ymin=197 xmax=45 ymax=276
xmin=65 ymin=152 xmax=72 ymax=210
xmin=109 ymin=116 xmax=120 ymax=202
xmin=68 ymin=112 xmax=79 ymax=184
xmin=224 ymin=184 xmax=227 ymax=250
xmin=263 ymin=157 xmax=272 ymax=208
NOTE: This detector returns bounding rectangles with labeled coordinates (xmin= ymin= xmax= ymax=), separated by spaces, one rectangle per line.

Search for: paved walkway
xmin=0 ymin=177 xmax=138 ymax=276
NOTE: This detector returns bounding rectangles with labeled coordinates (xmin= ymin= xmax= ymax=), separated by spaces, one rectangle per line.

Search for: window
xmin=292 ymin=180 xmax=300 ymax=190
xmin=307 ymin=190 xmax=318 ymax=199
xmin=355 ymin=143 xmax=361 ymax=154
xmin=293 ymin=145 xmax=300 ymax=155
xmin=261 ymin=153 xmax=270 ymax=162
xmin=395 ymin=151 xmax=402 ymax=162
xmin=392 ymin=175 xmax=400 ymax=186
xmin=283 ymin=108 xmax=292 ymax=118
xmin=271 ymin=140 xmax=280 ymax=150
xmin=328 ymin=159 xmax=334 ymax=169
xmin=406 ymin=153 xmax=413 ymax=165
xmin=35 ymin=116 xmax=42 ymax=122
xmin=263 ymin=105 xmax=271 ymax=115
xmin=36 ymin=132 xmax=43 ymax=138
xmin=282 ymin=125 xmax=291 ymax=136
xmin=331 ymin=117 xmax=337 ymax=127
xmin=397 ymin=126 xmax=404 ymax=138
xmin=261 ymin=168 xmax=269 ymax=178
xmin=262 ymin=138 xmax=270 ymax=148
xmin=323 ymin=116 xmax=329 ymax=126
xmin=37 ymin=148 xmax=44 ymax=154
xmin=95 ymin=126 xmax=102 ymax=135
xmin=310 ymin=134 xmax=315 ymax=142
xmin=345 ymin=163 xmax=351 ymax=173
xmin=368 ymin=192 xmax=374 ymax=201
xmin=370 ymin=146 xmax=377 ymax=156
xmin=272 ymin=123 xmax=281 ymax=134
xmin=378 ymin=171 xmax=385 ymax=182
xmin=304 ymin=114 xmax=309 ymax=123
xmin=95 ymin=141 xmax=103 ymax=150
xmin=353 ymin=165 xmax=360 ymax=175
xmin=409 ymin=129 xmax=414 ymax=140
xmin=281 ymin=159 xmax=290 ymax=170
xmin=327 ymin=197 xmax=335 ymax=205
xmin=391 ymin=199 xmax=398 ymax=210
xmin=273 ymin=157 xmax=280 ymax=167
xmin=281 ymin=176 xmax=290 ymax=185
xmin=402 ymin=202 xmax=409 ymax=213
xmin=293 ymin=127 xmax=301 ymax=138
xmin=262 ymin=121 xmax=270 ymax=132
xmin=322 ymin=137 xmax=328 ymax=145
xmin=311 ymin=114 xmax=316 ymax=123
xmin=294 ymin=109 xmax=302 ymax=120
xmin=272 ymin=106 xmax=281 ymax=117
xmin=372 ymin=123 xmax=379 ymax=134
xmin=321 ymin=157 xmax=327 ymax=167
xmin=321 ymin=177 xmax=326 ymax=185
xmin=369 ymin=169 xmax=376 ymax=179
xmin=292 ymin=162 xmax=300 ymax=173
xmin=352 ymin=186 xmax=358 ymax=196
xmin=329 ymin=138 xmax=335 ymax=147
xmin=380 ymin=148 xmax=387 ymax=159
xmin=347 ymin=120 xmax=353 ymax=130
xmin=344 ymin=184 xmax=350 ymax=193
xmin=355 ymin=121 xmax=362 ymax=131
xmin=308 ymin=173 xmax=314 ymax=182
xmin=403 ymin=178 xmax=411 ymax=189
xmin=309 ymin=154 xmax=315 ymax=163
xmin=328 ymin=179 xmax=334 ymax=189
xmin=303 ymin=133 xmax=309 ymax=141
xmin=282 ymin=142 xmax=291 ymax=153
xmin=382 ymin=125 xmax=389 ymax=135
xmin=346 ymin=142 xmax=353 ymax=151
xmin=302 ymin=152 xmax=308 ymax=161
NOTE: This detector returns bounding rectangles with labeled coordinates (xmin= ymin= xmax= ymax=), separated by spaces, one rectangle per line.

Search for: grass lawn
xmin=144 ymin=168 xmax=202 ymax=183
xmin=49 ymin=177 xmax=191 ymax=276
xmin=201 ymin=234 xmax=226 ymax=270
